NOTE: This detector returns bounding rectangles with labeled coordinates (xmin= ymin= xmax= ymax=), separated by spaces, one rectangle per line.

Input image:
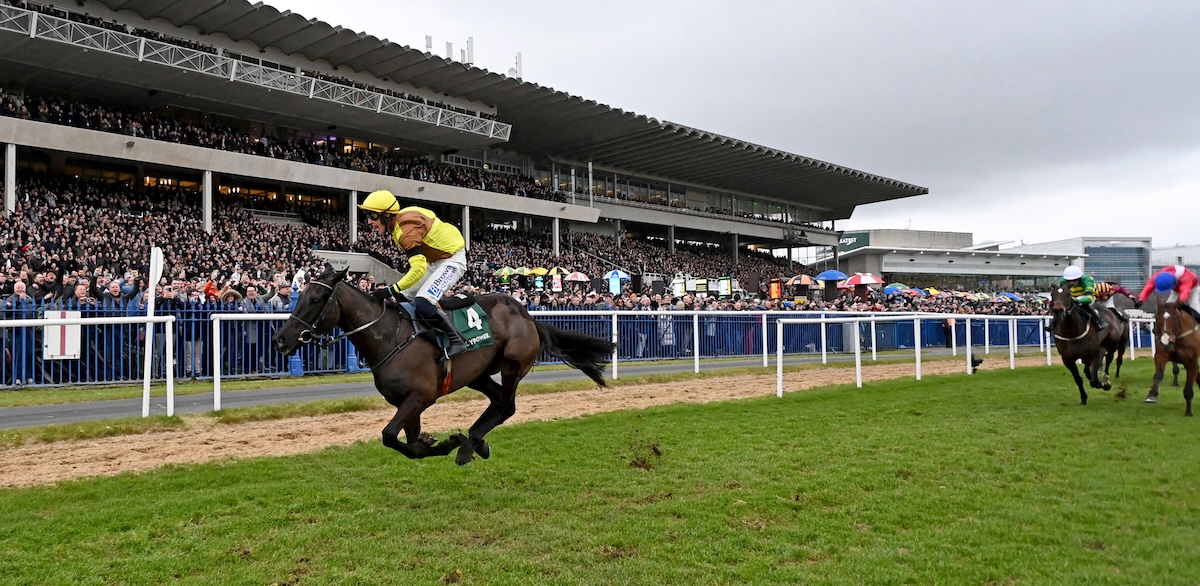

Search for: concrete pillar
xmin=461 ymin=205 xmax=471 ymax=251
xmin=667 ymin=225 xmax=675 ymax=255
xmin=349 ymin=190 xmax=358 ymax=243
xmin=614 ymin=219 xmax=622 ymax=251
xmin=202 ymin=170 xmax=213 ymax=234
xmin=4 ymin=144 xmax=15 ymax=217
xmin=732 ymin=233 xmax=739 ymax=265
xmin=552 ymin=217 xmax=560 ymax=257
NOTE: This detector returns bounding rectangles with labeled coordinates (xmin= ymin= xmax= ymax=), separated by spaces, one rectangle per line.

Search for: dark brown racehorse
xmin=271 ymin=268 xmax=617 ymax=464
xmin=1145 ymin=301 xmax=1199 ymax=416
xmin=1050 ymin=286 xmax=1126 ymax=405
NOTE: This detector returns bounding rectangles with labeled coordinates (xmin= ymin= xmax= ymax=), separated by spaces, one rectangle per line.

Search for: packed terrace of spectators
xmin=0 ymin=171 xmax=1050 ymax=318
xmin=0 ymin=88 xmax=827 ymax=226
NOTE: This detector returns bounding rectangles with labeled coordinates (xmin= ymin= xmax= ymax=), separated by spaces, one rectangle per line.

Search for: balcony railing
xmin=0 ymin=3 xmax=511 ymax=141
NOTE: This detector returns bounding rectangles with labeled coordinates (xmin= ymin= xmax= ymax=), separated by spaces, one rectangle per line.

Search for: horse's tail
xmin=534 ymin=320 xmax=616 ymax=387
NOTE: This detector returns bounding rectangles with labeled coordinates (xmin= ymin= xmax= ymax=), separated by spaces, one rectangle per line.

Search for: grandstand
xmin=0 ymin=0 xmax=926 ymax=293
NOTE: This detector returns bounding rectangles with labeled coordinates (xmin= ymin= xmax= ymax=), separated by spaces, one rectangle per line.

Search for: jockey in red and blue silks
xmin=1140 ymin=265 xmax=1200 ymax=320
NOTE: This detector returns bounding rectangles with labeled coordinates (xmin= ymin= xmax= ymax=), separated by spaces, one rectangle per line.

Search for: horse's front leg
xmin=1146 ymin=355 xmax=1167 ymax=404
xmin=1063 ymin=356 xmax=1088 ymax=405
xmin=1172 ymin=363 xmax=1181 ymax=387
xmin=1183 ymin=361 xmax=1197 ymax=417
xmin=381 ymin=393 xmax=444 ymax=459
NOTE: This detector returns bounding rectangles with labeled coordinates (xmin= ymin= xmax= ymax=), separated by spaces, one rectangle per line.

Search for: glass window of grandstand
xmin=1084 ymin=246 xmax=1148 ymax=285
xmin=669 ymin=184 xmax=687 ymax=209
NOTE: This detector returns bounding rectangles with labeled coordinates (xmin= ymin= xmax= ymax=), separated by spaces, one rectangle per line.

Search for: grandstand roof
xmin=92 ymin=0 xmax=928 ymax=218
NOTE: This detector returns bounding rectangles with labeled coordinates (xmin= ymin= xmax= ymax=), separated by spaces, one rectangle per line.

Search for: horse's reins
xmin=286 ymin=280 xmax=385 ymax=347
xmin=1051 ymin=300 xmax=1093 ymax=341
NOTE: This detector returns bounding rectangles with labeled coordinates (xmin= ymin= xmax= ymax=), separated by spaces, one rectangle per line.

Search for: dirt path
xmin=0 ymin=357 xmax=1050 ymax=488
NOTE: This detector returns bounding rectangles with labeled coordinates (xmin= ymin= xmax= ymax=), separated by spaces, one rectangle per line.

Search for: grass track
xmin=0 ymin=360 xmax=1197 ymax=585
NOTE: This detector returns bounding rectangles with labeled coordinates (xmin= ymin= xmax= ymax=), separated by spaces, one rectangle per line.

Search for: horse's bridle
xmin=285 ymin=279 xmax=386 ymax=347
xmin=1160 ymin=304 xmax=1200 ymax=348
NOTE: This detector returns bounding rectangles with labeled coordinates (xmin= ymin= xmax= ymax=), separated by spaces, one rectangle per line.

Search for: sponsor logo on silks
xmin=466 ymin=332 xmax=492 ymax=346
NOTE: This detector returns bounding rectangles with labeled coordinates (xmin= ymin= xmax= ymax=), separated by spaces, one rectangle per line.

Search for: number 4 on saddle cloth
xmin=398 ymin=298 xmax=495 ymax=353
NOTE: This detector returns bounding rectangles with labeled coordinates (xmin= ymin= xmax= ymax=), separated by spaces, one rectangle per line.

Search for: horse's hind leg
xmin=456 ymin=376 xmax=519 ymax=465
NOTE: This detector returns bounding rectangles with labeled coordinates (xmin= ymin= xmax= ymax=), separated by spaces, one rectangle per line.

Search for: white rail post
xmin=1045 ymin=317 xmax=1053 ymax=365
xmin=166 ymin=321 xmax=175 ymax=416
xmin=965 ymin=318 xmax=973 ymax=374
xmin=611 ymin=314 xmax=619 ymax=380
xmin=693 ymin=313 xmax=700 ymax=373
xmin=213 ymin=317 xmax=222 ymax=411
xmin=984 ymin=317 xmax=990 ymax=354
xmin=820 ymin=313 xmax=828 ymax=364
xmin=776 ymin=319 xmax=784 ymax=398
xmin=854 ymin=319 xmax=863 ymax=388
xmin=914 ymin=318 xmax=923 ymax=380
xmin=1008 ymin=318 xmax=1016 ymax=369
xmin=761 ymin=313 xmax=768 ymax=368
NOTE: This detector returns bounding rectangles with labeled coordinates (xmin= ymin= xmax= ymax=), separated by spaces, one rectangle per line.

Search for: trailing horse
xmin=1049 ymin=286 xmax=1126 ymax=405
xmin=272 ymin=268 xmax=617 ymax=464
xmin=1145 ymin=301 xmax=1199 ymax=416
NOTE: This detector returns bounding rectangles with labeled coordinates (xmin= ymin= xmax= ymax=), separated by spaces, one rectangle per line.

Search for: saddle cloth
xmin=399 ymin=301 xmax=495 ymax=352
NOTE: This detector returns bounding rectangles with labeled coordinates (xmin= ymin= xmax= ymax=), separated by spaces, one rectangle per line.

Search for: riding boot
xmin=1085 ymin=305 xmax=1107 ymax=332
xmin=424 ymin=308 xmax=468 ymax=359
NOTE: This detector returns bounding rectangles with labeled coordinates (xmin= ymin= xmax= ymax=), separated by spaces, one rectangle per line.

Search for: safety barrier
xmin=1 ymin=305 xmax=1162 ymax=415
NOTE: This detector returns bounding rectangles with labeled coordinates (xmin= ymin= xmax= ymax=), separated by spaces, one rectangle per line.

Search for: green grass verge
xmin=0 ymin=359 xmax=1196 ymax=584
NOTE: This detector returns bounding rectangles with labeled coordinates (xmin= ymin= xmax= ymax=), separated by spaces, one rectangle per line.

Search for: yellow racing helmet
xmin=359 ymin=189 xmax=402 ymax=215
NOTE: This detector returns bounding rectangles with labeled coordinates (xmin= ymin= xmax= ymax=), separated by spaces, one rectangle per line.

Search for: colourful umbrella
xmin=815 ymin=269 xmax=848 ymax=281
xmin=845 ymin=273 xmax=884 ymax=286
xmin=514 ymin=267 xmax=532 ymax=276
xmin=529 ymin=267 xmax=550 ymax=276
xmin=493 ymin=267 xmax=515 ymax=277
xmin=883 ymin=286 xmax=908 ymax=295
xmin=602 ymin=269 xmax=631 ymax=280
xmin=547 ymin=267 xmax=570 ymax=276
xmin=786 ymin=274 xmax=814 ymax=287
xmin=887 ymin=282 xmax=912 ymax=290
xmin=565 ymin=271 xmax=591 ymax=282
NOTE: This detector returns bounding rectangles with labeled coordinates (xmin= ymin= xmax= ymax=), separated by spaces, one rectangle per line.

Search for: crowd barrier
xmin=0 ymin=302 xmax=1160 ymax=412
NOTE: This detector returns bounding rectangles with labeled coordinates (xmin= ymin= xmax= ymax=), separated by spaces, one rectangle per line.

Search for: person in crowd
xmin=1046 ymin=265 xmax=1106 ymax=333
xmin=359 ymin=189 xmax=468 ymax=358
xmin=4 ymin=280 xmax=38 ymax=386
xmin=1139 ymin=265 xmax=1200 ymax=320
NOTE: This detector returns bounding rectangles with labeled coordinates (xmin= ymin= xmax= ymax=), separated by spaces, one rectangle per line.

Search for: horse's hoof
xmin=474 ymin=440 xmax=491 ymax=460
xmin=455 ymin=446 xmax=475 ymax=466
xmin=1102 ymin=382 xmax=1112 ymax=391
xmin=416 ymin=432 xmax=437 ymax=447
xmin=1144 ymin=397 xmax=1158 ymax=404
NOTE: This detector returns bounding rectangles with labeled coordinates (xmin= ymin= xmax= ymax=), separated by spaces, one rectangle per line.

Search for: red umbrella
xmin=844 ymin=273 xmax=884 ymax=286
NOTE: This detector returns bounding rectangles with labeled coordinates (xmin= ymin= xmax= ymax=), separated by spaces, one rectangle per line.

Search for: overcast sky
xmin=271 ymin=0 xmax=1200 ymax=249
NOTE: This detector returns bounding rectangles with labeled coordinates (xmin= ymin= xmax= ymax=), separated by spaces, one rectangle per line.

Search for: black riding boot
xmin=1085 ymin=305 xmax=1107 ymax=332
xmin=424 ymin=308 xmax=468 ymax=359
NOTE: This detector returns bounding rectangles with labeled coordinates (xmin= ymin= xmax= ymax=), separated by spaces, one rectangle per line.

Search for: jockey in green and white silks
xmin=1046 ymin=265 xmax=1108 ymax=333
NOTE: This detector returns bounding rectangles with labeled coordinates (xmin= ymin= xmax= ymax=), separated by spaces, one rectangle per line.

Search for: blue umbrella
xmin=602 ymin=269 xmax=631 ymax=280
xmin=1001 ymin=292 xmax=1023 ymax=301
xmin=815 ymin=269 xmax=848 ymax=281
xmin=883 ymin=286 xmax=908 ymax=295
